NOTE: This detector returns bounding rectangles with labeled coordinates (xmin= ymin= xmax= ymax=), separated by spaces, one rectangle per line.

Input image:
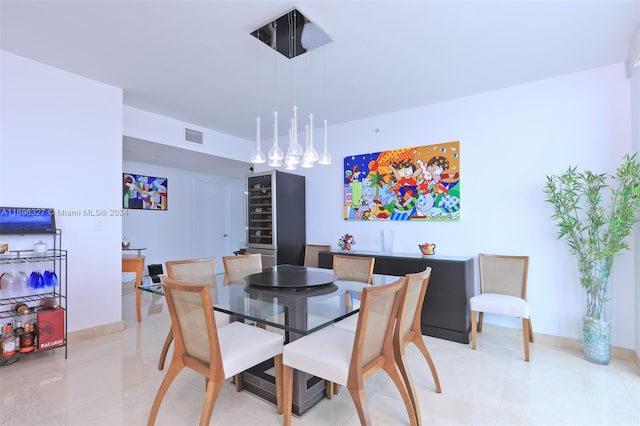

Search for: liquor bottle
xmin=1 ymin=324 xmax=17 ymax=358
xmin=13 ymin=320 xmax=24 ymax=335
xmin=13 ymin=320 xmax=24 ymax=350
xmin=31 ymin=319 xmax=38 ymax=347
xmin=19 ymin=323 xmax=35 ymax=353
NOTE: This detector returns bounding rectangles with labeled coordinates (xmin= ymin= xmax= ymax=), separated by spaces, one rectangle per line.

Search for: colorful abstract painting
xmin=123 ymin=173 xmax=168 ymax=210
xmin=343 ymin=141 xmax=460 ymax=221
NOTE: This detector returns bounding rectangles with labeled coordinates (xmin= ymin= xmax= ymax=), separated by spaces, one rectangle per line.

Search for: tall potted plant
xmin=543 ymin=153 xmax=640 ymax=364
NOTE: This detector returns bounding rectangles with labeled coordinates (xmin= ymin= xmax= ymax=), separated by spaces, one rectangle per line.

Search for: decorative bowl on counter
xmin=419 ymin=243 xmax=436 ymax=256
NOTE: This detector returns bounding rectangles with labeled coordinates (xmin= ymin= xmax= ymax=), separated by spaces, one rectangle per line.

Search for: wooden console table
xmin=122 ymin=248 xmax=146 ymax=322
xmin=319 ymin=250 xmax=474 ymax=343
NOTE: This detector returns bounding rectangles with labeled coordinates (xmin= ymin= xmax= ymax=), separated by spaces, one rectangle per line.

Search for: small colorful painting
xmin=123 ymin=173 xmax=168 ymax=210
xmin=343 ymin=141 xmax=460 ymax=221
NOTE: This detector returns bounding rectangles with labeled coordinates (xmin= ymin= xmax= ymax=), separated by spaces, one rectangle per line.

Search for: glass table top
xmin=139 ymin=265 xmax=400 ymax=337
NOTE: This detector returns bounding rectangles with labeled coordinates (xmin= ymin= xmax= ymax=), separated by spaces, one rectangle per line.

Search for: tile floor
xmin=1 ymin=287 xmax=639 ymax=425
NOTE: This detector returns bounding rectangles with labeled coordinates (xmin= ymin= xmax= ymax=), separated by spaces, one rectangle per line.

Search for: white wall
xmin=122 ymin=107 xmax=251 ymax=275
xmin=629 ymin=40 xmax=640 ymax=356
xmin=123 ymin=106 xmax=252 ymax=164
xmin=0 ymin=51 xmax=123 ymax=333
xmin=299 ymin=64 xmax=636 ymax=349
xmin=121 ymin=160 xmax=245 ymax=274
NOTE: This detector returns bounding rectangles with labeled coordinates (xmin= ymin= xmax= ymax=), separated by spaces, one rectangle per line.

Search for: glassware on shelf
xmin=43 ymin=270 xmax=58 ymax=287
xmin=14 ymin=271 xmax=27 ymax=292
xmin=0 ymin=272 xmax=14 ymax=292
xmin=33 ymin=240 xmax=47 ymax=256
xmin=28 ymin=271 xmax=44 ymax=290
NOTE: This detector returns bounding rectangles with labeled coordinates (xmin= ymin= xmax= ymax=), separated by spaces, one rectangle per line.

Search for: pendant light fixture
xmin=317 ymin=44 xmax=332 ymax=165
xmin=251 ymin=117 xmax=266 ymax=164
xmin=250 ymin=8 xmax=332 ymax=170
xmin=318 ymin=119 xmax=332 ymax=165
xmin=267 ymin=111 xmax=283 ymax=167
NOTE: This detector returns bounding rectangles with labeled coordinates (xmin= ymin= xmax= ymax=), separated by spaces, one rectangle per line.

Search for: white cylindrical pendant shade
xmin=251 ymin=116 xmax=266 ymax=164
xmin=268 ymin=111 xmax=284 ymax=162
xmin=318 ymin=119 xmax=332 ymax=165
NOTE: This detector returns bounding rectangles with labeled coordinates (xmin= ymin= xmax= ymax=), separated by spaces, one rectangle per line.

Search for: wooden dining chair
xmin=470 ymin=254 xmax=533 ymax=361
xmin=332 ymin=254 xmax=375 ymax=284
xmin=332 ymin=268 xmax=441 ymax=405
xmin=157 ymin=258 xmax=230 ymax=371
xmin=303 ymin=244 xmax=331 ymax=268
xmin=223 ymin=253 xmax=269 ymax=331
xmin=222 ymin=253 xmax=262 ymax=282
xmin=393 ymin=267 xmax=441 ymax=421
xmin=148 ymin=277 xmax=284 ymax=426
xmin=324 ymin=254 xmax=374 ymax=397
xmin=281 ymin=277 xmax=419 ymax=426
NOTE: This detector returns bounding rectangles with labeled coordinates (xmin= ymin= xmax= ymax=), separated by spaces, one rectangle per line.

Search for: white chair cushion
xmin=283 ymin=326 xmax=354 ymax=386
xmin=218 ymin=322 xmax=283 ymax=378
xmin=332 ymin=313 xmax=358 ymax=333
xmin=215 ymin=311 xmax=231 ymax=327
xmin=306 ymin=313 xmax=334 ymax=330
xmin=470 ymin=293 xmax=530 ymax=318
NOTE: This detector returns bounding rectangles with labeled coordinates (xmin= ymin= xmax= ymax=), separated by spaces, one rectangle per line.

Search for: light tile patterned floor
xmin=1 ymin=288 xmax=638 ymax=425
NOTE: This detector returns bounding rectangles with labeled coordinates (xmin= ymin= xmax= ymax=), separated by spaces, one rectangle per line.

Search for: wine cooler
xmin=245 ymin=170 xmax=305 ymax=266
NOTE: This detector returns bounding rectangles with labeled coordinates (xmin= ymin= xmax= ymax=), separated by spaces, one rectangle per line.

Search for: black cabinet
xmin=318 ymin=250 xmax=474 ymax=343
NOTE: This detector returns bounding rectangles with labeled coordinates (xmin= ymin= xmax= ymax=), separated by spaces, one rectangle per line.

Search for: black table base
xmin=239 ymin=265 xmax=339 ymax=415
xmin=241 ymin=362 xmax=325 ymax=416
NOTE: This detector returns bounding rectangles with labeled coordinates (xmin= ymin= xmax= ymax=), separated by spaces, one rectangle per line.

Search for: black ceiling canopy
xmin=250 ymin=8 xmax=331 ymax=59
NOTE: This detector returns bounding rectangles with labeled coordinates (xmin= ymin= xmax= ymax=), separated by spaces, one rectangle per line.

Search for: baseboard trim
xmin=536 ymin=331 xmax=635 ymax=362
xmin=66 ymin=320 xmax=640 ymax=368
xmin=483 ymin=324 xmax=637 ymax=363
xmin=67 ymin=321 xmax=125 ymax=343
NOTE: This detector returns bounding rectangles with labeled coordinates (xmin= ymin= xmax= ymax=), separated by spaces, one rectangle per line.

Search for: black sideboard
xmin=318 ymin=250 xmax=475 ymax=344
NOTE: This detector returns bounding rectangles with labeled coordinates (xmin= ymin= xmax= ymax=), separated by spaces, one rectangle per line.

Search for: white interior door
xmin=194 ymin=180 xmax=230 ymax=272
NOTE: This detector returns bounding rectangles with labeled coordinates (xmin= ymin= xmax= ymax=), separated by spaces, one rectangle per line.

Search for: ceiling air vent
xmin=185 ymin=128 xmax=203 ymax=144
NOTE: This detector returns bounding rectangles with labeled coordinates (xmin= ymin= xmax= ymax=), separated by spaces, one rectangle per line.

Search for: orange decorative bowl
xmin=418 ymin=243 xmax=436 ymax=256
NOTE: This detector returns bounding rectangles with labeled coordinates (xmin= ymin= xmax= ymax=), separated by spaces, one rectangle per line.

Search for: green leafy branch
xmin=543 ymin=153 xmax=640 ymax=320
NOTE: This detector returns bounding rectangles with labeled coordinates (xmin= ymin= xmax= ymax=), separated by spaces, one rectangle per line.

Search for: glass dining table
xmin=138 ymin=264 xmax=400 ymax=416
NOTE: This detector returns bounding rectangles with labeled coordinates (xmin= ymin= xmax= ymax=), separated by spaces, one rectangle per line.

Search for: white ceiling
xmin=2 ymin=0 xmax=639 ymax=149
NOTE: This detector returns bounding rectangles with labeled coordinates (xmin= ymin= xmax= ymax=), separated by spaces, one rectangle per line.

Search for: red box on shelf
xmin=37 ymin=308 xmax=65 ymax=351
